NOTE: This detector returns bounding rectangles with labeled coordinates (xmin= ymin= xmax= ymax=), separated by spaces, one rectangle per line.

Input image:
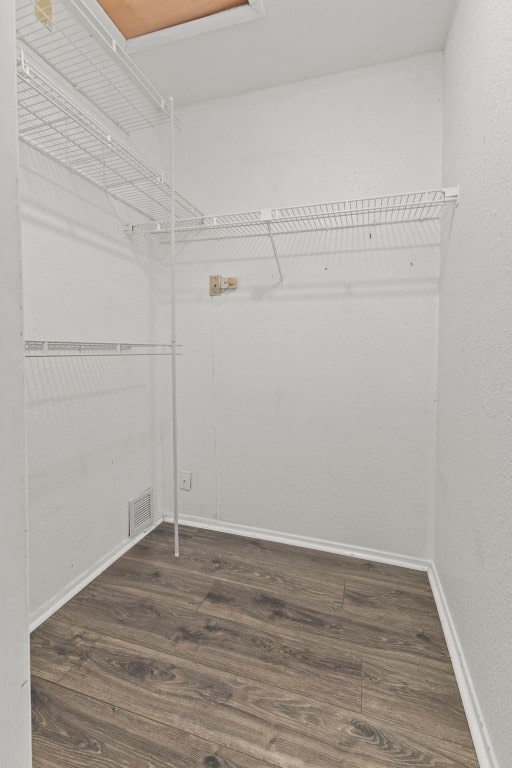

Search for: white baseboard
xmin=29 ymin=517 xmax=162 ymax=632
xmin=428 ymin=565 xmax=500 ymax=768
xmin=165 ymin=513 xmax=430 ymax=571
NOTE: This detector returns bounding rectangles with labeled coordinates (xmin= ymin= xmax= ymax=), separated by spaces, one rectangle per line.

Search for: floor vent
xmin=129 ymin=489 xmax=153 ymax=538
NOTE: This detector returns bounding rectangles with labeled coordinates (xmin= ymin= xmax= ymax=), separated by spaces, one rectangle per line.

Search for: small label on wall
xmin=35 ymin=0 xmax=53 ymax=29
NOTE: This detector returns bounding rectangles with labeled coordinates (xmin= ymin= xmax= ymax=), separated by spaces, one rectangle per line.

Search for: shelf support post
xmin=168 ymin=98 xmax=180 ymax=558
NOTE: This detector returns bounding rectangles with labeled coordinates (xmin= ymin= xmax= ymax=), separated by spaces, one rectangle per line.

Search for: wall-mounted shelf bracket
xmin=263 ymin=217 xmax=284 ymax=285
xmin=443 ymin=186 xmax=460 ymax=205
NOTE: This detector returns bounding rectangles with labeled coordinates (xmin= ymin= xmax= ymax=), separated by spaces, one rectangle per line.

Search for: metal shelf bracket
xmin=260 ymin=210 xmax=285 ymax=285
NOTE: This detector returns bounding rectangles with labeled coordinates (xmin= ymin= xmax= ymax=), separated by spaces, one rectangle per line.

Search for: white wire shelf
xmin=139 ymin=188 xmax=459 ymax=243
xmin=17 ymin=50 xmax=201 ymax=221
xmin=16 ymin=0 xmax=169 ymax=133
xmin=25 ymin=341 xmax=179 ymax=357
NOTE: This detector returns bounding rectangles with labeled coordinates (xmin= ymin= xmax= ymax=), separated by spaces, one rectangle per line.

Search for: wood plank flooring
xmin=31 ymin=523 xmax=479 ymax=768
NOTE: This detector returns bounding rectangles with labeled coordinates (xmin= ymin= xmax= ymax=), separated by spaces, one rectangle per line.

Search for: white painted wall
xmin=176 ymin=52 xmax=443 ymax=212
xmin=0 ymin=3 xmax=32 ymax=766
xmin=173 ymin=53 xmax=443 ymax=559
xmin=435 ymin=2 xmax=512 ymax=766
xmin=20 ymin=143 xmax=173 ymax=619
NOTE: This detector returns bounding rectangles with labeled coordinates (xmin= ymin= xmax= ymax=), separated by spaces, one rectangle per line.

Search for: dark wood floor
xmin=31 ymin=523 xmax=478 ymax=768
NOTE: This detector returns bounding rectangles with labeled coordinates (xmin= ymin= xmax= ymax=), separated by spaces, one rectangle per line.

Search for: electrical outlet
xmin=180 ymin=470 xmax=192 ymax=492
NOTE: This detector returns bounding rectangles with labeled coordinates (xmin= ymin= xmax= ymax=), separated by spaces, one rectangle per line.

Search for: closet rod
xmin=24 ymin=341 xmax=179 ymax=357
xmin=166 ymin=215 xmax=442 ymax=244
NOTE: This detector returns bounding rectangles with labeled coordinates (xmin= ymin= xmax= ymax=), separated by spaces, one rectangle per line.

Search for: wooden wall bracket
xmin=209 ymin=275 xmax=237 ymax=296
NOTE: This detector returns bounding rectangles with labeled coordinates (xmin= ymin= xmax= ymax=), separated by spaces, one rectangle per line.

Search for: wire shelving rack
xmin=140 ymin=188 xmax=459 ymax=243
xmin=133 ymin=188 xmax=458 ymax=283
xmin=17 ymin=0 xmax=169 ymax=133
xmin=17 ymin=1 xmax=188 ymax=555
xmin=17 ymin=50 xmax=201 ymax=221
xmin=25 ymin=341 xmax=178 ymax=357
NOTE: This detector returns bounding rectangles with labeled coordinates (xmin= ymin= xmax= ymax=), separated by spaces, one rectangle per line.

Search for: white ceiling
xmin=131 ymin=0 xmax=455 ymax=106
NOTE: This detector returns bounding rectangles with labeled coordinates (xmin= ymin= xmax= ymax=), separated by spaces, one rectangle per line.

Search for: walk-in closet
xmin=0 ymin=2 xmax=510 ymax=767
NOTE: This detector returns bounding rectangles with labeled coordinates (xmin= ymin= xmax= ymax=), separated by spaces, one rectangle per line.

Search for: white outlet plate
xmin=180 ymin=470 xmax=192 ymax=492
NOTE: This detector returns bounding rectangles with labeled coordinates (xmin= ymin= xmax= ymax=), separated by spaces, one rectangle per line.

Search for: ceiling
xmin=129 ymin=0 xmax=456 ymax=106
xmin=97 ymin=0 xmax=247 ymax=40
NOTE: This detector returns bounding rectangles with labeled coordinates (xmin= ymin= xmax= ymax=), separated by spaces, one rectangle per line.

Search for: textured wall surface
xmin=20 ymin=145 xmax=173 ymax=618
xmin=0 ymin=3 xmax=32 ymax=765
xmin=173 ymin=53 xmax=443 ymax=558
xmin=176 ymin=53 xmax=443 ymax=212
xmin=436 ymin=1 xmax=512 ymax=765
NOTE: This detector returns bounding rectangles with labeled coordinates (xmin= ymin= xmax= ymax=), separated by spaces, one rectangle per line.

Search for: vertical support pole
xmin=169 ymin=99 xmax=179 ymax=557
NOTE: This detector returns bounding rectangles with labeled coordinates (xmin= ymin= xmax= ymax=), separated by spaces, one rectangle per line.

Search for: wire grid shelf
xmin=17 ymin=0 xmax=169 ymax=133
xmin=17 ymin=51 xmax=201 ymax=221
xmin=174 ymin=190 xmax=204 ymax=221
xmin=140 ymin=189 xmax=458 ymax=242
xmin=25 ymin=341 xmax=178 ymax=357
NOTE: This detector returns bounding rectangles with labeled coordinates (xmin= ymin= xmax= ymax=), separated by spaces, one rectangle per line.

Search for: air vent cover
xmin=129 ymin=489 xmax=153 ymax=538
